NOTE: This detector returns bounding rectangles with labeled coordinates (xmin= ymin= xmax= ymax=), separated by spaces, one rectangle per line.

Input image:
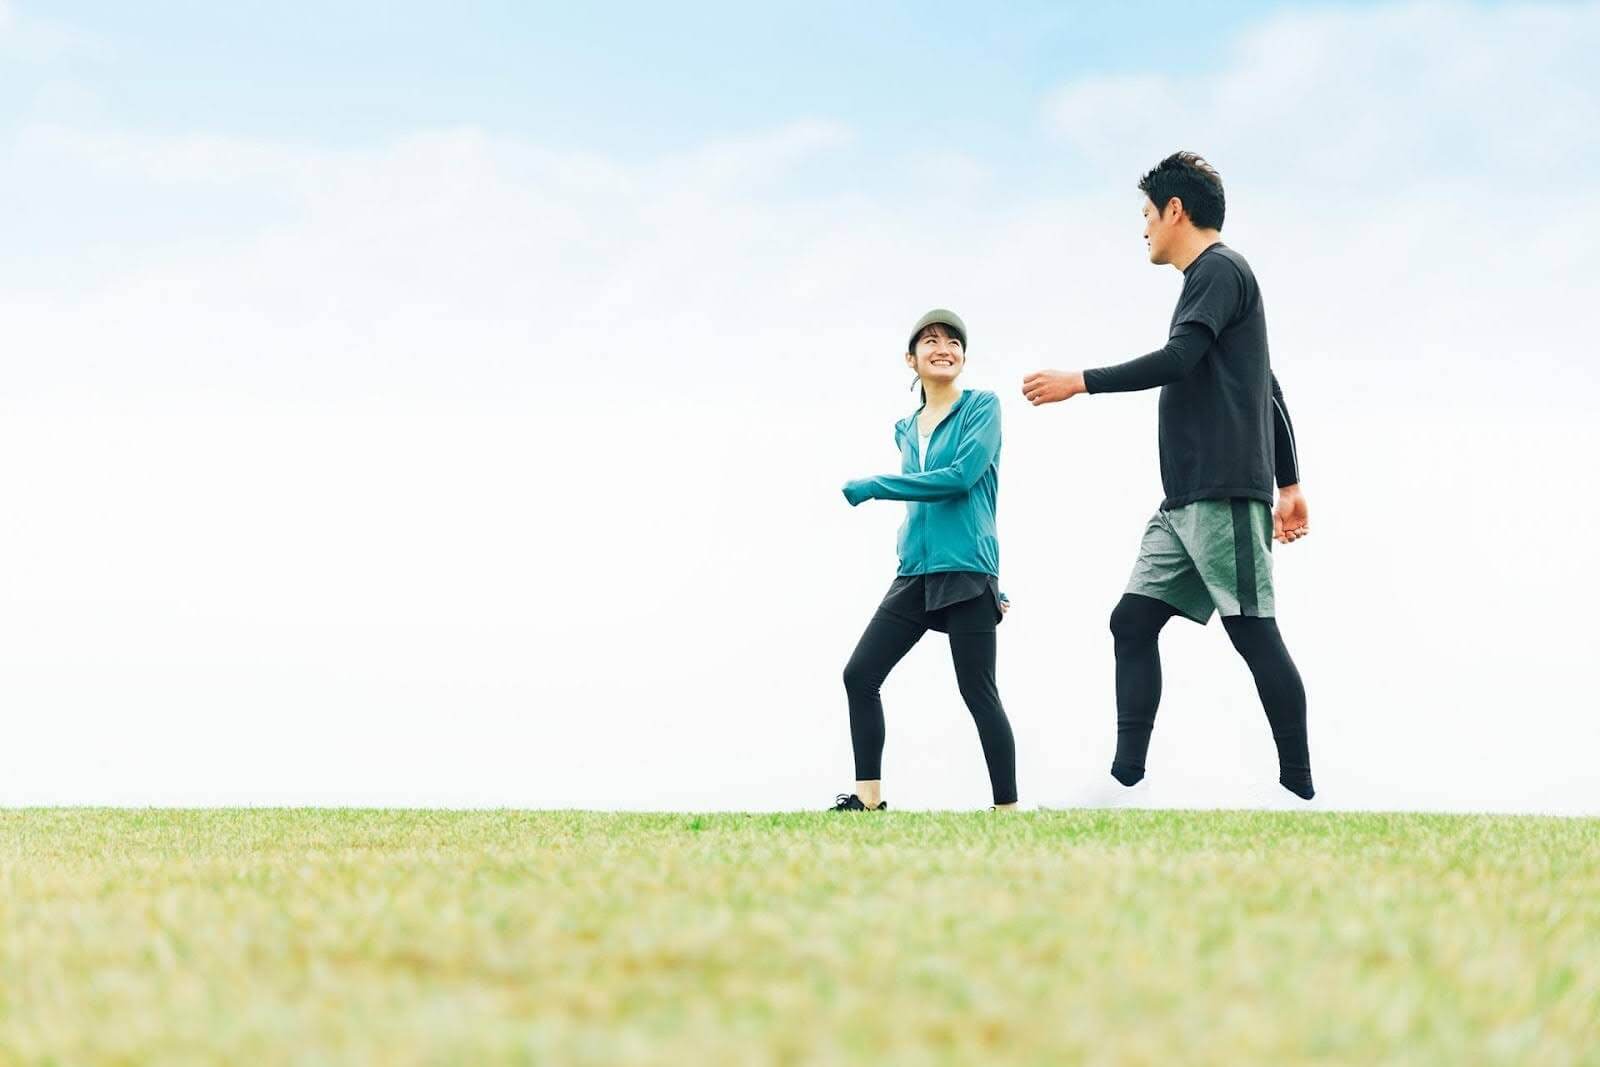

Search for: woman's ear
xmin=904 ymin=352 xmax=916 ymax=370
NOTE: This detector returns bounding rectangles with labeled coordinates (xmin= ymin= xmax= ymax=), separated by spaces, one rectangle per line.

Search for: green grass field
xmin=2 ymin=809 xmax=1597 ymax=1066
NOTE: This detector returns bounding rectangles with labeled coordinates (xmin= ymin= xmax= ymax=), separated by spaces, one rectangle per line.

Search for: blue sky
xmin=6 ymin=2 xmax=1398 ymax=161
xmin=6 ymin=0 xmax=1518 ymax=267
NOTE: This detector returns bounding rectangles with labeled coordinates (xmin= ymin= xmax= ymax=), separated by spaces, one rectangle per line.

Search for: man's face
xmin=905 ymin=326 xmax=965 ymax=386
xmin=1142 ymin=195 xmax=1181 ymax=265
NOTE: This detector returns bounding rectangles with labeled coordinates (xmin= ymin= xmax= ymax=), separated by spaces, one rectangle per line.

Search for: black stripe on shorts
xmin=1231 ymin=499 xmax=1258 ymax=617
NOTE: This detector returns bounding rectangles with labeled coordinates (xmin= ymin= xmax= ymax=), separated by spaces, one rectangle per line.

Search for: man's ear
xmin=1163 ymin=196 xmax=1186 ymax=224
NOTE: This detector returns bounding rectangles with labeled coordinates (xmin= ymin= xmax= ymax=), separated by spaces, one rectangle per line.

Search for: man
xmin=1022 ymin=151 xmax=1314 ymax=804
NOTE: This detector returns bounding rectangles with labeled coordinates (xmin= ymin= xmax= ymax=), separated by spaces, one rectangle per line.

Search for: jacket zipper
xmin=911 ymin=396 xmax=960 ymax=573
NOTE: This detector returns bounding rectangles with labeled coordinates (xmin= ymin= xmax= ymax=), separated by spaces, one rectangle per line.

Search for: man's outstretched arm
xmin=1085 ymin=322 xmax=1213 ymax=394
xmin=1021 ymin=322 xmax=1211 ymax=404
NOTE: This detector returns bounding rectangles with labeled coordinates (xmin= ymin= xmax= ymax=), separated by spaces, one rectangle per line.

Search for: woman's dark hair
xmin=909 ymin=322 xmax=965 ymax=402
xmin=1138 ymin=152 xmax=1225 ymax=231
xmin=908 ymin=321 xmax=965 ymax=353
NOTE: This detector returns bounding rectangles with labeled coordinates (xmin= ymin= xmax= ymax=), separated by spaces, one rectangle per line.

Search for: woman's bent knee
xmin=843 ymin=659 xmax=879 ymax=696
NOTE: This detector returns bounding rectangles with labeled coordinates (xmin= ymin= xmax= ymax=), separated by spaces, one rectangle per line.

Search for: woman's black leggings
xmin=843 ymin=610 xmax=1018 ymax=805
xmin=1108 ymin=593 xmax=1313 ymax=799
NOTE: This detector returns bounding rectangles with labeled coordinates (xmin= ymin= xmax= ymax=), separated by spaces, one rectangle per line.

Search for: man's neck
xmin=1170 ymin=229 xmax=1223 ymax=272
xmin=923 ymin=381 xmax=962 ymax=410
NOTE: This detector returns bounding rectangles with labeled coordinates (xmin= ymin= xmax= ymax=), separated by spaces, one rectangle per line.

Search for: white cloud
xmin=1048 ymin=1 xmax=1600 ymax=188
xmin=23 ymin=124 xmax=322 ymax=184
xmin=0 ymin=3 xmax=1595 ymax=812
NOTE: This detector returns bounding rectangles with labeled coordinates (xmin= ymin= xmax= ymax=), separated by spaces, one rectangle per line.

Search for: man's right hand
xmin=1022 ymin=370 xmax=1086 ymax=406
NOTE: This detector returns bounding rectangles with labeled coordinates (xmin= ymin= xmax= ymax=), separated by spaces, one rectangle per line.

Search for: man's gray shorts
xmin=1125 ymin=498 xmax=1275 ymax=624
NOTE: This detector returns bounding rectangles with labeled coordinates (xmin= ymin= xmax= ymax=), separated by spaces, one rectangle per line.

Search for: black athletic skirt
xmin=876 ymin=572 xmax=1004 ymax=634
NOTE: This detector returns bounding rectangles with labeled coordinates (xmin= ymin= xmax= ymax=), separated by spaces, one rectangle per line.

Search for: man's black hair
xmin=1138 ymin=152 xmax=1225 ymax=231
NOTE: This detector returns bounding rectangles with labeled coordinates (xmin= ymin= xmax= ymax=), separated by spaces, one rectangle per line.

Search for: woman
xmin=835 ymin=309 xmax=1017 ymax=811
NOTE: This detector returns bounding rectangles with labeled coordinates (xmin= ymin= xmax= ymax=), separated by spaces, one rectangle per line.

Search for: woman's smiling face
xmin=905 ymin=324 xmax=965 ymax=386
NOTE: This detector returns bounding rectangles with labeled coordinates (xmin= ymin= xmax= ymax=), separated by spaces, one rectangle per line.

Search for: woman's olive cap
xmin=907 ymin=309 xmax=967 ymax=354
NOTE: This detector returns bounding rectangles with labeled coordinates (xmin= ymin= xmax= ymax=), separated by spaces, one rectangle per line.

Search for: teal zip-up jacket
xmin=842 ymin=389 xmax=1001 ymax=578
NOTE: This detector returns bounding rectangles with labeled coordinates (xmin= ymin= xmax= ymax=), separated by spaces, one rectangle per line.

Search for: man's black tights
xmin=1107 ymin=593 xmax=1313 ymax=798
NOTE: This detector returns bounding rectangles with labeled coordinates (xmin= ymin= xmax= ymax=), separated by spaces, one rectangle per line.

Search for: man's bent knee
xmin=1110 ymin=594 xmax=1167 ymax=645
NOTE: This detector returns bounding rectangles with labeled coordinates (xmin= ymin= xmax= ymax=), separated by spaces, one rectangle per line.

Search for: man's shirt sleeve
xmin=1172 ymin=254 xmax=1245 ymax=337
xmin=1271 ymin=372 xmax=1301 ymax=487
xmin=1083 ymin=322 xmax=1211 ymax=394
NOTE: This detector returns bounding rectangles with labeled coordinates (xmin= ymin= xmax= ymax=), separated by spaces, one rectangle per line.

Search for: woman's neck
xmin=922 ymin=380 xmax=962 ymax=409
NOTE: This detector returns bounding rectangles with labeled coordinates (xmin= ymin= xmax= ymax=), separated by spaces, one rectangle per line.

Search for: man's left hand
xmin=1274 ymin=484 xmax=1310 ymax=543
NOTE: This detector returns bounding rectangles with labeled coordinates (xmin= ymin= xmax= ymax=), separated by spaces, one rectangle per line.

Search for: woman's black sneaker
xmin=831 ymin=793 xmax=887 ymax=811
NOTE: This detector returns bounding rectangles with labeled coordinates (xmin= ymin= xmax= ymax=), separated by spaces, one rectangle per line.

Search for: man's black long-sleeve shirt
xmin=1083 ymin=242 xmax=1300 ymax=509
